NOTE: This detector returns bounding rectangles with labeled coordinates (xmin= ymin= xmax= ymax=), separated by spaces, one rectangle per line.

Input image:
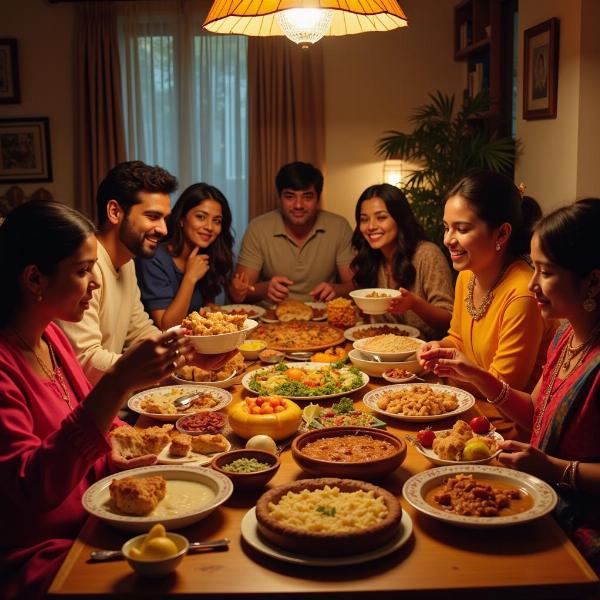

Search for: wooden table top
xmin=49 ymin=371 xmax=599 ymax=599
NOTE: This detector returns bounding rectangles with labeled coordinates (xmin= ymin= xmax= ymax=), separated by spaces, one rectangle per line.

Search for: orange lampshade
xmin=203 ymin=0 xmax=408 ymax=47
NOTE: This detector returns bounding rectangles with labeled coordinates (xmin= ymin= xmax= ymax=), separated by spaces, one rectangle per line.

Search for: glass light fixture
xmin=275 ymin=9 xmax=334 ymax=48
xmin=383 ymin=159 xmax=403 ymax=188
xmin=203 ymin=1 xmax=408 ymax=48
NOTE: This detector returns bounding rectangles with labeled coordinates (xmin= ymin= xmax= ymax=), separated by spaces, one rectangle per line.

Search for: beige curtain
xmin=75 ymin=2 xmax=127 ymax=221
xmin=248 ymin=39 xmax=325 ymax=219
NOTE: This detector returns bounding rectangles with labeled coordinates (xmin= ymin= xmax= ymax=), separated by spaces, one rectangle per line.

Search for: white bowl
xmin=349 ymin=288 xmax=401 ymax=315
xmin=353 ymin=336 xmax=425 ymax=362
xmin=237 ymin=339 xmax=267 ymax=360
xmin=82 ymin=465 xmax=233 ymax=532
xmin=348 ymin=348 xmax=422 ymax=378
xmin=122 ymin=531 xmax=189 ymax=578
xmin=173 ymin=319 xmax=259 ymax=354
xmin=382 ymin=369 xmax=418 ymax=384
xmin=171 ymin=372 xmax=238 ymax=389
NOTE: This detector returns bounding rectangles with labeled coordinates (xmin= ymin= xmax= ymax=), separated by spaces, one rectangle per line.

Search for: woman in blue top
xmin=136 ymin=183 xmax=234 ymax=329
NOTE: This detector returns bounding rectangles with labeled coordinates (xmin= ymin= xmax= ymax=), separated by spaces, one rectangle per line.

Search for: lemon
xmin=146 ymin=523 xmax=167 ymax=540
xmin=462 ymin=439 xmax=491 ymax=461
xmin=137 ymin=537 xmax=179 ymax=560
xmin=302 ymin=403 xmax=322 ymax=425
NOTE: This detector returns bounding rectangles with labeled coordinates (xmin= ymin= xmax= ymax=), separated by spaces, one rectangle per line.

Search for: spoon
xmin=89 ymin=538 xmax=231 ymax=561
xmin=173 ymin=390 xmax=209 ymax=411
xmin=285 ymin=351 xmax=313 ymax=361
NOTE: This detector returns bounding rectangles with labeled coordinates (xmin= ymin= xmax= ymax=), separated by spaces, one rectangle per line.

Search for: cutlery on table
xmin=89 ymin=538 xmax=231 ymax=561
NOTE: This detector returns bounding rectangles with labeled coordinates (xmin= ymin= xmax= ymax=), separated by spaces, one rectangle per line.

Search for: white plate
xmin=402 ymin=465 xmax=557 ymax=529
xmin=156 ymin=438 xmax=232 ymax=466
xmin=82 ymin=465 xmax=233 ymax=532
xmin=216 ymin=304 xmax=266 ymax=319
xmin=344 ymin=323 xmax=421 ymax=342
xmin=240 ymin=507 xmax=413 ymax=566
xmin=362 ymin=383 xmax=475 ymax=423
xmin=241 ymin=362 xmax=369 ymax=401
xmin=413 ymin=430 xmax=504 ymax=466
xmin=171 ymin=371 xmax=239 ymax=389
xmin=305 ymin=301 xmax=327 ymax=321
xmin=127 ymin=385 xmax=232 ymax=422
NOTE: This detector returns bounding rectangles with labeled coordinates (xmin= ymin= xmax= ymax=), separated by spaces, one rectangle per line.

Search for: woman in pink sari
xmin=420 ymin=198 xmax=600 ymax=571
xmin=0 ymin=201 xmax=224 ymax=599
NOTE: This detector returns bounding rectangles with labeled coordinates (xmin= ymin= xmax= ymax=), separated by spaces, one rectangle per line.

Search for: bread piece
xmin=276 ymin=300 xmax=313 ymax=322
xmin=109 ymin=426 xmax=146 ymax=459
xmin=109 ymin=475 xmax=166 ymax=516
xmin=141 ymin=425 xmax=173 ymax=454
xmin=191 ymin=433 xmax=229 ymax=454
xmin=169 ymin=433 xmax=192 ymax=457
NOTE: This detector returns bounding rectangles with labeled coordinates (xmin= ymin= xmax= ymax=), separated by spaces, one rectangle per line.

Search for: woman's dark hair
xmin=535 ymin=198 xmax=600 ymax=279
xmin=0 ymin=200 xmax=96 ymax=327
xmin=446 ymin=170 xmax=533 ymax=256
xmin=164 ymin=183 xmax=234 ymax=301
xmin=351 ymin=184 xmax=427 ymax=288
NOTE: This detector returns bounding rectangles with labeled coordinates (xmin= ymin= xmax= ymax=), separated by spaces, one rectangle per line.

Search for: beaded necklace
xmin=465 ymin=263 xmax=509 ymax=321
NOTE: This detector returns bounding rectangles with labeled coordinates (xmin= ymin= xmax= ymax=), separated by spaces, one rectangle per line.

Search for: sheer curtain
xmin=117 ymin=0 xmax=248 ymax=245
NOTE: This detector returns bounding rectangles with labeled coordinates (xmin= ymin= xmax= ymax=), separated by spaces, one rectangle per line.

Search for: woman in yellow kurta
xmin=419 ymin=170 xmax=556 ymax=436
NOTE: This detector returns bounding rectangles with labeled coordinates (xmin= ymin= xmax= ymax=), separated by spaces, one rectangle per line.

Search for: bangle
xmin=558 ymin=461 xmax=571 ymax=487
xmin=557 ymin=460 xmax=580 ymax=490
xmin=486 ymin=380 xmax=509 ymax=405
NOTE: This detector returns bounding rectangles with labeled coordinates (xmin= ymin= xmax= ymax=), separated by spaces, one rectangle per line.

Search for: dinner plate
xmin=241 ymin=361 xmax=369 ymax=401
xmin=127 ymin=385 xmax=232 ymax=422
xmin=156 ymin=438 xmax=232 ymax=466
xmin=344 ymin=323 xmax=421 ymax=342
xmin=362 ymin=383 xmax=475 ymax=423
xmin=82 ymin=465 xmax=233 ymax=532
xmin=412 ymin=430 xmax=504 ymax=466
xmin=240 ymin=507 xmax=413 ymax=566
xmin=216 ymin=304 xmax=266 ymax=319
xmin=402 ymin=464 xmax=557 ymax=529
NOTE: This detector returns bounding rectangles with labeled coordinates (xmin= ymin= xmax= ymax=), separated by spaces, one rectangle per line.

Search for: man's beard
xmin=119 ymin=217 xmax=162 ymax=258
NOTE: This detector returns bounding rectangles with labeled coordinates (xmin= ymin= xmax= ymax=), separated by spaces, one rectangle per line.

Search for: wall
xmin=321 ymin=0 xmax=463 ymax=225
xmin=0 ymin=0 xmax=76 ymax=205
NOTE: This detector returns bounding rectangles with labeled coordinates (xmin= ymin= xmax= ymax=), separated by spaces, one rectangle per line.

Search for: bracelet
xmin=557 ymin=460 xmax=580 ymax=490
xmin=486 ymin=380 xmax=509 ymax=405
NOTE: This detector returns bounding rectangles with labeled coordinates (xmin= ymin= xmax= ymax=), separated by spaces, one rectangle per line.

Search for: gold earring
xmin=583 ymin=296 xmax=597 ymax=312
xmin=495 ymin=243 xmax=501 ymax=251
xmin=37 ymin=293 xmax=43 ymax=302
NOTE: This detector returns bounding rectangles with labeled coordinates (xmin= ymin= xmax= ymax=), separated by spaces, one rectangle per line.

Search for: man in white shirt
xmin=59 ymin=161 xmax=178 ymax=384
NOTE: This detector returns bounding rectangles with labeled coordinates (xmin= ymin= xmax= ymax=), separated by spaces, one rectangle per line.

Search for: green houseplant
xmin=377 ymin=91 xmax=518 ymax=246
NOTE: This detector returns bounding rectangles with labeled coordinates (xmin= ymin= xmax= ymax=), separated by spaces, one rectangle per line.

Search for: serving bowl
xmin=172 ymin=318 xmax=258 ymax=354
xmin=122 ymin=531 xmax=189 ymax=578
xmin=291 ymin=426 xmax=406 ymax=480
xmin=348 ymin=348 xmax=421 ymax=378
xmin=175 ymin=411 xmax=227 ymax=436
xmin=238 ymin=340 xmax=267 ymax=360
xmin=353 ymin=335 xmax=425 ymax=362
xmin=212 ymin=449 xmax=280 ymax=491
xmin=255 ymin=477 xmax=402 ymax=556
xmin=349 ymin=288 xmax=401 ymax=315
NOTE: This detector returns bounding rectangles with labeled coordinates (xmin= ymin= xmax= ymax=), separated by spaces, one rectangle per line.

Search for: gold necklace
xmin=12 ymin=329 xmax=73 ymax=409
xmin=564 ymin=323 xmax=600 ymax=370
xmin=465 ymin=264 xmax=509 ymax=321
xmin=533 ymin=330 xmax=594 ymax=435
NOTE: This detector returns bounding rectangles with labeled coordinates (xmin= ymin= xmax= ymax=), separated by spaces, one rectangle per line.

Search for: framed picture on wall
xmin=523 ymin=18 xmax=559 ymax=120
xmin=0 ymin=118 xmax=53 ymax=183
xmin=0 ymin=38 xmax=21 ymax=104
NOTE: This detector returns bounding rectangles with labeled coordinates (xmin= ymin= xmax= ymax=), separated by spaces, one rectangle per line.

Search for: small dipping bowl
xmin=258 ymin=348 xmax=285 ymax=363
xmin=212 ymin=449 xmax=280 ymax=491
xmin=238 ymin=340 xmax=267 ymax=360
xmin=122 ymin=532 xmax=189 ymax=578
xmin=382 ymin=368 xmax=418 ymax=384
xmin=176 ymin=411 xmax=227 ymax=436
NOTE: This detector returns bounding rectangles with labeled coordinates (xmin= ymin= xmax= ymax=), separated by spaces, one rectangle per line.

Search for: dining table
xmin=49 ymin=348 xmax=599 ymax=600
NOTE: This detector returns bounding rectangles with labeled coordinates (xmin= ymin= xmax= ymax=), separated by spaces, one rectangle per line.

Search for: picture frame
xmin=0 ymin=38 xmax=21 ymax=104
xmin=0 ymin=118 xmax=53 ymax=183
xmin=523 ymin=18 xmax=559 ymax=120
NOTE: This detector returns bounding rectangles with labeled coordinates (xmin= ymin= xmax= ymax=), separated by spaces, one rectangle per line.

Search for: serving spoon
xmin=89 ymin=538 xmax=231 ymax=561
xmin=285 ymin=351 xmax=313 ymax=361
xmin=173 ymin=390 xmax=210 ymax=411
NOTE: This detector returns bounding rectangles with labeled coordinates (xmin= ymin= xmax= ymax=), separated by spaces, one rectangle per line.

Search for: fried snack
xmin=191 ymin=433 xmax=229 ymax=454
xmin=376 ymin=385 xmax=459 ymax=416
xmin=109 ymin=475 xmax=167 ymax=516
xmin=169 ymin=433 xmax=192 ymax=457
xmin=432 ymin=420 xmax=498 ymax=461
xmin=177 ymin=352 xmax=244 ymax=382
xmin=327 ymin=297 xmax=357 ymax=328
xmin=109 ymin=425 xmax=173 ymax=459
xmin=182 ymin=310 xmax=246 ymax=335
xmin=275 ymin=300 xmax=314 ymax=322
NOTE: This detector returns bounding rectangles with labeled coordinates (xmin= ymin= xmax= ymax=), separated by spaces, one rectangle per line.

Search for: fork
xmin=405 ymin=434 xmax=425 ymax=451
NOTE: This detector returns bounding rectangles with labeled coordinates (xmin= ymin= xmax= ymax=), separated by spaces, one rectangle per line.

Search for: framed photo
xmin=0 ymin=118 xmax=53 ymax=183
xmin=0 ymin=38 xmax=21 ymax=104
xmin=523 ymin=18 xmax=559 ymax=120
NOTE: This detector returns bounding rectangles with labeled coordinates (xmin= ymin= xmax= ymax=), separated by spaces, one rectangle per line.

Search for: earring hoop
xmin=37 ymin=293 xmax=43 ymax=302
xmin=583 ymin=296 xmax=597 ymax=312
xmin=495 ymin=243 xmax=501 ymax=252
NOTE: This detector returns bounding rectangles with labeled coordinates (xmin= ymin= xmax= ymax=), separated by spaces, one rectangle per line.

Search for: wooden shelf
xmin=455 ymin=36 xmax=490 ymax=60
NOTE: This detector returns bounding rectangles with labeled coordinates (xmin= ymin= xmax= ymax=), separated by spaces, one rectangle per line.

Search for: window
xmin=118 ymin=7 xmax=248 ymax=247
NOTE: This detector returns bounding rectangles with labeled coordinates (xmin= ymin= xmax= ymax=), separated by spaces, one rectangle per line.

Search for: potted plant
xmin=377 ymin=91 xmax=519 ymax=247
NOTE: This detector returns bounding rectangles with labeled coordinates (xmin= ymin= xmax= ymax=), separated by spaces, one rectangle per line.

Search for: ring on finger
xmin=171 ymin=360 xmax=179 ymax=371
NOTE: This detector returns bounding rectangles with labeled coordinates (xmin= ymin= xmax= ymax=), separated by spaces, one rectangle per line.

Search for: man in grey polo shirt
xmin=229 ymin=162 xmax=355 ymax=304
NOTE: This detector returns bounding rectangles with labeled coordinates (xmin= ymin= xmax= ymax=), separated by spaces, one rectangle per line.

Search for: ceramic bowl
xmin=175 ymin=411 xmax=227 ymax=436
xmin=382 ymin=368 xmax=418 ymax=384
xmin=172 ymin=319 xmax=258 ymax=354
xmin=353 ymin=336 xmax=425 ymax=362
xmin=237 ymin=340 xmax=267 ymax=360
xmin=211 ymin=449 xmax=280 ymax=491
xmin=349 ymin=288 xmax=401 ymax=315
xmin=291 ymin=426 xmax=406 ymax=481
xmin=122 ymin=532 xmax=189 ymax=578
xmin=348 ymin=348 xmax=421 ymax=378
